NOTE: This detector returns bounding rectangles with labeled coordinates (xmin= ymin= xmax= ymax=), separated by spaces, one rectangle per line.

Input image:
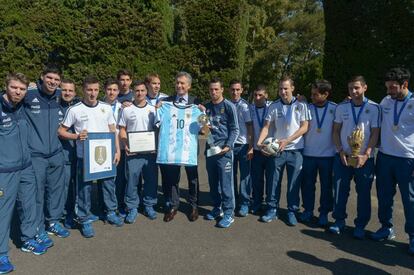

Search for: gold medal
xmin=316 ymin=128 xmax=321 ymax=133
xmin=392 ymin=125 xmax=399 ymax=131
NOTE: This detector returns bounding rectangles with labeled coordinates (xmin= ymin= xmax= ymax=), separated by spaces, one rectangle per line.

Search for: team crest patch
xmin=101 ymin=108 xmax=106 ymax=113
xmin=220 ymin=107 xmax=225 ymax=114
xmin=365 ymin=109 xmax=370 ymax=114
xmin=408 ymin=104 xmax=413 ymax=109
xmin=95 ymin=146 xmax=107 ymax=165
xmin=186 ymin=113 xmax=191 ymax=119
xmin=329 ymin=109 xmax=334 ymax=114
xmin=0 ymin=189 xmax=3 ymax=197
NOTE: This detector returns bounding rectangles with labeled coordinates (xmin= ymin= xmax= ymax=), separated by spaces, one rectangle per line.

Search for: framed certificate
xmin=83 ymin=132 xmax=117 ymax=181
xmin=127 ymin=131 xmax=156 ymax=153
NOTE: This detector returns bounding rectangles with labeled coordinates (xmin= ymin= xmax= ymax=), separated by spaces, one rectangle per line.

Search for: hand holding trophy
xmin=347 ymin=127 xmax=364 ymax=168
xmin=198 ymin=114 xmax=222 ymax=157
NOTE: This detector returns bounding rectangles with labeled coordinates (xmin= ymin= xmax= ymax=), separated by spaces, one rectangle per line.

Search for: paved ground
xmin=8 ymin=142 xmax=414 ymax=274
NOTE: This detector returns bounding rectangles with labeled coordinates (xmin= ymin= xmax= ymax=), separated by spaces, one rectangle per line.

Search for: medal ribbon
xmin=393 ymin=91 xmax=412 ymax=127
xmin=351 ymin=97 xmax=367 ymax=127
xmin=255 ymin=104 xmax=267 ymax=129
xmin=314 ymin=103 xmax=328 ymax=130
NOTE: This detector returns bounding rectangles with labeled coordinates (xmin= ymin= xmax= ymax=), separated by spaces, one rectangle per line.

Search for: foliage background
xmin=0 ymin=0 xmax=411 ymax=102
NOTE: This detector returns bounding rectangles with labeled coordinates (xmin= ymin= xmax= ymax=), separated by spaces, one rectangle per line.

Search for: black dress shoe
xmin=188 ymin=208 xmax=199 ymax=222
xmin=163 ymin=209 xmax=177 ymax=222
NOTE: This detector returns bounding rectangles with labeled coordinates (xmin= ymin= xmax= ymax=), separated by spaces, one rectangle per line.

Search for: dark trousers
xmin=376 ymin=152 xmax=414 ymax=235
xmin=332 ymin=154 xmax=374 ymax=228
xmin=160 ymin=164 xmax=199 ymax=210
xmin=32 ymin=152 xmax=66 ymax=233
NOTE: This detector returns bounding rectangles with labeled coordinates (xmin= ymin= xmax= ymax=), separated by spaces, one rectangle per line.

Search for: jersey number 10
xmin=176 ymin=119 xmax=185 ymax=129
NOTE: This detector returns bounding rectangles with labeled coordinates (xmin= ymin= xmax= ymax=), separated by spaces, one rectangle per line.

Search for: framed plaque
xmin=83 ymin=132 xmax=117 ymax=181
xmin=127 ymin=131 xmax=156 ymax=153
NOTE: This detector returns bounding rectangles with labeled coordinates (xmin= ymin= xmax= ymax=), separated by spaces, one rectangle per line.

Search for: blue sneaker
xmin=217 ymin=215 xmax=234 ymax=228
xmin=328 ymin=220 xmax=345 ymax=235
xmin=205 ymin=207 xmax=223 ymax=220
xmin=409 ymin=237 xmax=414 ymax=255
xmin=144 ymin=206 xmax=157 ymax=220
xmin=299 ymin=211 xmax=313 ymax=222
xmin=21 ymin=239 xmax=47 ymax=255
xmin=81 ymin=223 xmax=95 ymax=238
xmin=260 ymin=208 xmax=277 ymax=223
xmin=47 ymin=223 xmax=70 ymax=238
xmin=287 ymin=211 xmax=298 ymax=226
xmin=86 ymin=214 xmax=99 ymax=223
xmin=0 ymin=256 xmax=14 ymax=274
xmin=35 ymin=232 xmax=54 ymax=248
xmin=238 ymin=205 xmax=249 ymax=217
xmin=353 ymin=227 xmax=366 ymax=239
xmin=125 ymin=208 xmax=138 ymax=224
xmin=106 ymin=211 xmax=124 ymax=227
xmin=370 ymin=227 xmax=396 ymax=241
xmin=318 ymin=213 xmax=329 ymax=227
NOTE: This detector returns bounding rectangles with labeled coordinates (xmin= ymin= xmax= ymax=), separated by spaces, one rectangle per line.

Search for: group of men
xmin=0 ymin=65 xmax=413 ymax=274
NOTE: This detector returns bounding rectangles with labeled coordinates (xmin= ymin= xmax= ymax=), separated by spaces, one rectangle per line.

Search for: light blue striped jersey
xmin=156 ymin=102 xmax=202 ymax=166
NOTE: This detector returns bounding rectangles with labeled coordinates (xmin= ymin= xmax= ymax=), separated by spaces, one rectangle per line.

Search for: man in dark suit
xmin=159 ymin=71 xmax=202 ymax=222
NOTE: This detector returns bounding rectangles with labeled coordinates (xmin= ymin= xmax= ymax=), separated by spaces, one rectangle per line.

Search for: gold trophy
xmin=198 ymin=114 xmax=222 ymax=157
xmin=346 ymin=127 xmax=364 ymax=168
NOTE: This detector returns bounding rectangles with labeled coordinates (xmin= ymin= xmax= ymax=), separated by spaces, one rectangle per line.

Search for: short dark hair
xmin=117 ymin=69 xmax=132 ymax=80
xmin=279 ymin=75 xmax=294 ymax=86
xmin=144 ymin=73 xmax=160 ymax=84
xmin=82 ymin=76 xmax=99 ymax=89
xmin=385 ymin=67 xmax=411 ymax=85
xmin=132 ymin=80 xmax=147 ymax=90
xmin=254 ymin=84 xmax=267 ymax=93
xmin=209 ymin=77 xmax=223 ymax=88
xmin=104 ymin=78 xmax=119 ymax=90
xmin=348 ymin=75 xmax=366 ymax=85
xmin=6 ymin=72 xmax=29 ymax=87
xmin=61 ymin=79 xmax=75 ymax=85
xmin=42 ymin=64 xmax=62 ymax=77
xmin=229 ymin=79 xmax=242 ymax=87
xmin=311 ymin=80 xmax=332 ymax=94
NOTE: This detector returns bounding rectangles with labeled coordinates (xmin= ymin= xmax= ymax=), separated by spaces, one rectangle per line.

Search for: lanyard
xmin=351 ymin=97 xmax=367 ymax=127
xmin=314 ymin=103 xmax=328 ymax=130
xmin=394 ymin=91 xmax=412 ymax=126
xmin=255 ymin=104 xmax=267 ymax=128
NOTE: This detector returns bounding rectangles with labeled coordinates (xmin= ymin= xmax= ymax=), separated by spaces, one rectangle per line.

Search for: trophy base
xmin=347 ymin=156 xmax=358 ymax=168
xmin=207 ymin=146 xmax=222 ymax=157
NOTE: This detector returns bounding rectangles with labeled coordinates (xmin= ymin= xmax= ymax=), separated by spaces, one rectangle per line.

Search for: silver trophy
xmin=198 ymin=114 xmax=222 ymax=157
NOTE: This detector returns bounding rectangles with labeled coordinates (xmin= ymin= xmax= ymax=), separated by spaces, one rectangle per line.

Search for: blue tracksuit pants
xmin=125 ymin=154 xmax=158 ymax=209
xmin=206 ymin=151 xmax=235 ymax=216
xmin=332 ymin=154 xmax=374 ymax=228
xmin=32 ymin=152 xmax=66 ymax=233
xmin=301 ymin=156 xmax=334 ymax=214
xmin=376 ymin=152 xmax=414 ymax=236
xmin=76 ymin=159 xmax=118 ymax=224
xmin=266 ymin=150 xmax=303 ymax=212
xmin=251 ymin=150 xmax=274 ymax=209
xmin=233 ymin=144 xmax=251 ymax=206
xmin=0 ymin=166 xmax=37 ymax=257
